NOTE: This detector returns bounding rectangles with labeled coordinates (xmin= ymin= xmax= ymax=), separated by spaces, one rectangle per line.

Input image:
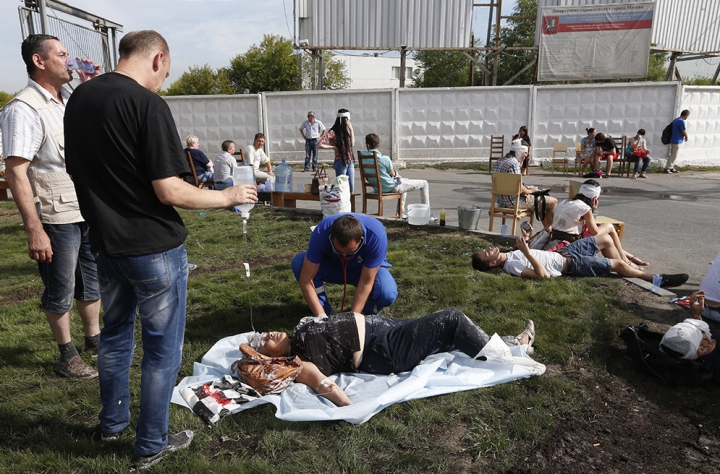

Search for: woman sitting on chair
xmin=627 ymin=129 xmax=652 ymax=179
xmin=251 ymin=309 xmax=535 ymax=406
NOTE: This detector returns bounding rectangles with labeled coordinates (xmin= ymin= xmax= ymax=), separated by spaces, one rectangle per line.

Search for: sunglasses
xmin=329 ymin=236 xmax=364 ymax=257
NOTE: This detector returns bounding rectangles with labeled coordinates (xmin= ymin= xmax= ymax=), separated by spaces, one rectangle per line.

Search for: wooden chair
xmin=549 ymin=142 xmax=570 ymax=175
xmin=612 ymin=135 xmax=631 ymax=177
xmin=488 ymin=172 xmax=534 ymax=235
xmin=488 ymin=135 xmax=504 ymax=173
xmin=574 ymin=141 xmax=584 ymax=173
xmin=185 ymin=151 xmax=214 ymax=189
xmin=357 ymin=150 xmax=403 ymax=218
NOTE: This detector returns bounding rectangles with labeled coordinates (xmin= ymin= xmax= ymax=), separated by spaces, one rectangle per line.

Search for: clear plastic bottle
xmin=440 ymin=206 xmax=446 ymax=226
xmin=65 ymin=58 xmax=95 ymax=74
xmin=274 ymin=158 xmax=293 ymax=192
xmin=232 ymin=165 xmax=256 ymax=218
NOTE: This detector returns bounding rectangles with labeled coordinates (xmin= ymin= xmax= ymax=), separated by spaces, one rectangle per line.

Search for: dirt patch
xmin=512 ymin=283 xmax=720 ymax=474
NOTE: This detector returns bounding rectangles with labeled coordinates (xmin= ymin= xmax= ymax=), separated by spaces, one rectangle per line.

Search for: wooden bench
xmin=0 ymin=179 xmax=10 ymax=201
xmin=271 ymin=192 xmax=358 ymax=213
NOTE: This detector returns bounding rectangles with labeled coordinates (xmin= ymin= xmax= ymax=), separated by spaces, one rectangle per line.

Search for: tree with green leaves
xmin=300 ymin=51 xmax=350 ymax=90
xmin=0 ymin=91 xmax=14 ymax=109
xmin=228 ymin=35 xmax=299 ymax=93
xmin=164 ymin=65 xmax=234 ymax=96
xmin=494 ymin=0 xmax=537 ymax=86
xmin=410 ymin=47 xmax=483 ymax=88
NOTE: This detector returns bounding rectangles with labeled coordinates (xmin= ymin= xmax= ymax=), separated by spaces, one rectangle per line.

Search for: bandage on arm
xmin=314 ymin=377 xmax=352 ymax=407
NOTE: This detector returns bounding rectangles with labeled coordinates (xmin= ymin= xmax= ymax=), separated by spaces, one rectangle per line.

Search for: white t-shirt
xmin=553 ymin=199 xmax=591 ymax=234
xmin=503 ymin=249 xmax=564 ymax=277
xmin=700 ymin=250 xmax=720 ymax=304
xmin=245 ymin=145 xmax=269 ymax=172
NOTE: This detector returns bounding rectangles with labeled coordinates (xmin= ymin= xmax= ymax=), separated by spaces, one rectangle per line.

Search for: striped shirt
xmin=0 ymin=79 xmax=70 ymax=176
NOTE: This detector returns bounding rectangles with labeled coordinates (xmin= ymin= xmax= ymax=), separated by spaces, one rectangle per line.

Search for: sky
xmin=0 ymin=0 xmax=716 ymax=94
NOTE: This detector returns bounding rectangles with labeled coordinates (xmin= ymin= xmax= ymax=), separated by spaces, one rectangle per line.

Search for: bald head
xmin=118 ymin=30 xmax=169 ymax=59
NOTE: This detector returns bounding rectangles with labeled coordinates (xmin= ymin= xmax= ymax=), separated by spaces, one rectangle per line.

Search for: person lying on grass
xmin=661 ymin=291 xmax=719 ymax=381
xmin=249 ymin=308 xmax=536 ymax=406
xmin=471 ymin=228 xmax=688 ymax=288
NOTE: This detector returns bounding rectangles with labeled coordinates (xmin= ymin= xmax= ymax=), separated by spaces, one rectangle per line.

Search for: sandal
xmin=631 ymin=173 xmax=638 ymax=179
xmin=638 ymin=173 xmax=647 ymax=178
xmin=627 ymin=254 xmax=649 ymax=266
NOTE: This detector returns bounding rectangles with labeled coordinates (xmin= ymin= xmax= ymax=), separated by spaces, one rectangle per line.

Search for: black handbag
xmin=311 ymin=165 xmax=330 ymax=195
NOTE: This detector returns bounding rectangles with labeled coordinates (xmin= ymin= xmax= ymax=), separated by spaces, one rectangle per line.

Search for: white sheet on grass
xmin=172 ymin=332 xmax=546 ymax=425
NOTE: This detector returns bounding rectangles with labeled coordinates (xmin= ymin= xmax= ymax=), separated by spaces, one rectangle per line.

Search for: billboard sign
xmin=537 ymin=2 xmax=654 ymax=81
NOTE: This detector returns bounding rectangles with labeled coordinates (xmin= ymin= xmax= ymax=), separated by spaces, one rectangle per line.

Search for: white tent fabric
xmin=172 ymin=332 xmax=546 ymax=425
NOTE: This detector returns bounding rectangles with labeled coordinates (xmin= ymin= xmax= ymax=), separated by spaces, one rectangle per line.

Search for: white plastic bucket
xmin=407 ymin=204 xmax=430 ymax=225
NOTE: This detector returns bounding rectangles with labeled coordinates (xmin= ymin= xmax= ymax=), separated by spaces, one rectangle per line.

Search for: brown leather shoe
xmin=55 ymin=355 xmax=98 ymax=379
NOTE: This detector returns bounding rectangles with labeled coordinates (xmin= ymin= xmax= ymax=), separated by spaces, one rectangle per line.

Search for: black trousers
xmin=358 ymin=308 xmax=491 ymax=375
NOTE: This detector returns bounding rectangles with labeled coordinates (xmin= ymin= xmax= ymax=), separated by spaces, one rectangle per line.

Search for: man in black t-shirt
xmin=64 ymin=30 xmax=256 ymax=469
xmin=593 ymin=133 xmax=618 ymax=178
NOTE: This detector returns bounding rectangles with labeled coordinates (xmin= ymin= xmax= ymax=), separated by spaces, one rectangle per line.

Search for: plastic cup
xmin=651 ymin=274 xmax=662 ymax=293
xmin=501 ymin=224 xmax=508 ymax=236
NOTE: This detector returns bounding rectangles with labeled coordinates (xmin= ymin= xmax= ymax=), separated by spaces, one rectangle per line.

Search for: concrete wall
xmin=164 ymin=82 xmax=720 ymax=166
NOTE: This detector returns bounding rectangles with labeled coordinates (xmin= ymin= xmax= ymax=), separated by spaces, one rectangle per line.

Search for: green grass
xmin=0 ymin=201 xmax=644 ymax=473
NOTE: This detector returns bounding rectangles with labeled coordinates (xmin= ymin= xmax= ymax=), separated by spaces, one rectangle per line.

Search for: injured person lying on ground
xmin=242 ymin=308 xmax=536 ymax=407
xmin=471 ymin=229 xmax=688 ymax=288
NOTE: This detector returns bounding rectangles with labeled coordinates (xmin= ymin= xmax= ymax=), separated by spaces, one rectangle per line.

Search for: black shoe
xmin=134 ymin=430 xmax=193 ymax=470
xmin=664 ymin=168 xmax=673 ymax=174
xmin=658 ymin=273 xmax=689 ymax=288
xmin=671 ymin=168 xmax=680 ymax=173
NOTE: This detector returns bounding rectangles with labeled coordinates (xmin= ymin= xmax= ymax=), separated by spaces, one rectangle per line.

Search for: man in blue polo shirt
xmin=665 ymin=109 xmax=689 ymax=174
xmin=292 ymin=213 xmax=397 ymax=316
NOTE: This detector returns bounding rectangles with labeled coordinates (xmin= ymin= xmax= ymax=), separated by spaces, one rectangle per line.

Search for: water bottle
xmin=65 ymin=58 xmax=95 ymax=74
xmin=232 ymin=165 xmax=256 ymax=218
xmin=274 ymin=158 xmax=293 ymax=192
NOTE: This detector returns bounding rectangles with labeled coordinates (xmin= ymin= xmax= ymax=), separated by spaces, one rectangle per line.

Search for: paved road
xmin=291 ymin=166 xmax=720 ymax=292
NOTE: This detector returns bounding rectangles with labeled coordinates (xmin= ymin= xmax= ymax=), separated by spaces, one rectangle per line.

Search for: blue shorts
xmin=39 ymin=222 xmax=100 ymax=313
xmin=560 ymin=237 xmax=612 ymax=278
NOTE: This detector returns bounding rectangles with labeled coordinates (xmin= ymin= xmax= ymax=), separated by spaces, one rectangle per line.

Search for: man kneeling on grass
xmin=471 ymin=230 xmax=688 ymax=288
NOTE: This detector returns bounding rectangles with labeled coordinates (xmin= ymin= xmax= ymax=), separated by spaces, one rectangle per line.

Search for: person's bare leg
xmin=605 ymin=155 xmax=614 ymax=176
xmin=609 ymin=259 xmax=652 ymax=281
xmin=593 ymin=223 xmax=634 ymax=266
xmin=77 ymin=299 xmax=101 ymax=337
xmin=46 ymin=310 xmax=73 ymax=345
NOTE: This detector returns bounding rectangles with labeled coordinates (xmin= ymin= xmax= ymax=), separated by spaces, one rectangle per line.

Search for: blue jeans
xmin=39 ymin=222 xmax=99 ymax=313
xmin=95 ymin=244 xmax=188 ymax=457
xmin=304 ymin=139 xmax=318 ymax=170
xmin=214 ymin=179 xmax=233 ymax=190
xmin=560 ymin=237 xmax=611 ymax=277
xmin=333 ymin=159 xmax=355 ymax=194
xmin=359 ymin=308 xmax=492 ymax=374
xmin=628 ymin=154 xmax=651 ymax=174
xmin=292 ymin=251 xmax=397 ymax=315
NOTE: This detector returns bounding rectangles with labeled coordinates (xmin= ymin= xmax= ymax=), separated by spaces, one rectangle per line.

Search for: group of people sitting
xmin=578 ymin=127 xmax=652 ymax=179
xmin=183 ymin=133 xmax=273 ymax=190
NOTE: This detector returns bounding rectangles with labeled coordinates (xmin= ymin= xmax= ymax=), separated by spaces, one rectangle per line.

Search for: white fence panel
xmin=397 ymin=86 xmax=532 ymax=160
xmin=263 ymin=89 xmax=394 ymax=161
xmin=533 ymin=82 xmax=680 ymax=162
xmin=164 ymin=95 xmax=262 ymax=155
xmin=680 ymin=87 xmax=720 ymax=164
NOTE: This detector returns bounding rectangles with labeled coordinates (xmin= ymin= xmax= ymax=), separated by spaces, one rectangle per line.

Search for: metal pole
xmin=399 ymin=46 xmax=407 ymax=88
xmin=665 ymin=52 xmax=679 ymax=81
xmin=311 ymin=50 xmax=317 ymax=90
xmin=318 ymin=51 xmax=324 ymax=90
xmin=38 ymin=0 xmax=49 ymax=34
xmin=712 ymin=63 xmax=720 ymax=85
xmin=469 ymin=34 xmax=475 ymax=86
xmin=493 ymin=0 xmax=502 ymax=86
xmin=484 ymin=0 xmax=495 ymax=86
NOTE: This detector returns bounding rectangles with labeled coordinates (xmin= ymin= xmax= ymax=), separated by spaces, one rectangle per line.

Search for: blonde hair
xmin=185 ymin=135 xmax=199 ymax=147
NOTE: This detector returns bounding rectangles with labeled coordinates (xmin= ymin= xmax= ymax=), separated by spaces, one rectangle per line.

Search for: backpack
xmin=661 ymin=122 xmax=673 ymax=145
xmin=617 ymin=323 xmax=713 ymax=387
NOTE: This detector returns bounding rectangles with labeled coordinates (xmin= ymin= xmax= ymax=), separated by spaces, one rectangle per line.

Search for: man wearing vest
xmin=0 ymin=34 xmax=101 ymax=379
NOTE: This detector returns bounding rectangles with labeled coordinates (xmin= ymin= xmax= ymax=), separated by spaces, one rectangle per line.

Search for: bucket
xmin=407 ymin=204 xmax=430 ymax=225
xmin=457 ymin=205 xmax=482 ymax=230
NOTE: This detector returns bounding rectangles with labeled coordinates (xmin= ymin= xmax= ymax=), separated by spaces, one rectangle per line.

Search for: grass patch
xmin=0 ymin=201 xmax=647 ymax=472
